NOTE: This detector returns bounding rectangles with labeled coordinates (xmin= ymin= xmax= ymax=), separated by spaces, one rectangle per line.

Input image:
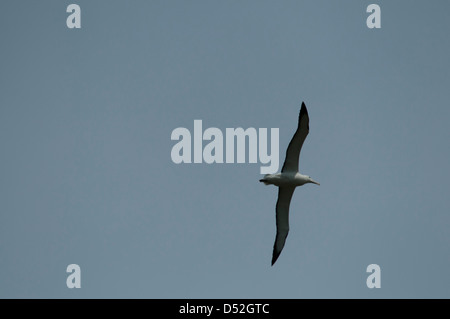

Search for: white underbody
xmin=262 ymin=172 xmax=310 ymax=187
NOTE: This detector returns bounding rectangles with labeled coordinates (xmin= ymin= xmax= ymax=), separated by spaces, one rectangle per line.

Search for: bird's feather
xmin=281 ymin=102 xmax=309 ymax=173
xmin=272 ymin=186 xmax=296 ymax=266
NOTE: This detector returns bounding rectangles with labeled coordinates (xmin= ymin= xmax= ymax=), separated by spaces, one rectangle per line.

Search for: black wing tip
xmin=271 ymin=253 xmax=279 ymax=266
xmin=298 ymin=101 xmax=309 ymax=131
xmin=300 ymin=101 xmax=308 ymax=117
xmin=271 ymin=246 xmax=282 ymax=266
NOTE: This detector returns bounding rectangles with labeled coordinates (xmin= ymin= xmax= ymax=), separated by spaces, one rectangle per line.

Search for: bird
xmin=260 ymin=102 xmax=320 ymax=266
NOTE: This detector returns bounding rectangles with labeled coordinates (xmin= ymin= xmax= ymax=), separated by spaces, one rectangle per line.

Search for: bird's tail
xmin=259 ymin=174 xmax=271 ymax=185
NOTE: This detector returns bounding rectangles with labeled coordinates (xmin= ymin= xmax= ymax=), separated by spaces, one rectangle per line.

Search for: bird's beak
xmin=310 ymin=179 xmax=320 ymax=186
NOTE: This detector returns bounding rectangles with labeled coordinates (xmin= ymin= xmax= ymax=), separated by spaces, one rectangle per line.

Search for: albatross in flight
xmin=260 ymin=102 xmax=320 ymax=266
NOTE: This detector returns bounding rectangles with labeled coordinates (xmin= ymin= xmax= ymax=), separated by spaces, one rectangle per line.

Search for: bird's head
xmin=307 ymin=176 xmax=320 ymax=186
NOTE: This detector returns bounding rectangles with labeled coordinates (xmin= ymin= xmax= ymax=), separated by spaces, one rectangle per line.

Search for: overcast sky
xmin=1 ymin=0 xmax=450 ymax=298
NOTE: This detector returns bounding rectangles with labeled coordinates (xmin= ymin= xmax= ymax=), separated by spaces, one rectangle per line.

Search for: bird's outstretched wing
xmin=281 ymin=102 xmax=310 ymax=173
xmin=272 ymin=186 xmax=296 ymax=266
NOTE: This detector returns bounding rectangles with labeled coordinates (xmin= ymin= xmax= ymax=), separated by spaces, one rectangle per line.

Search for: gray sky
xmin=1 ymin=0 xmax=450 ymax=298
